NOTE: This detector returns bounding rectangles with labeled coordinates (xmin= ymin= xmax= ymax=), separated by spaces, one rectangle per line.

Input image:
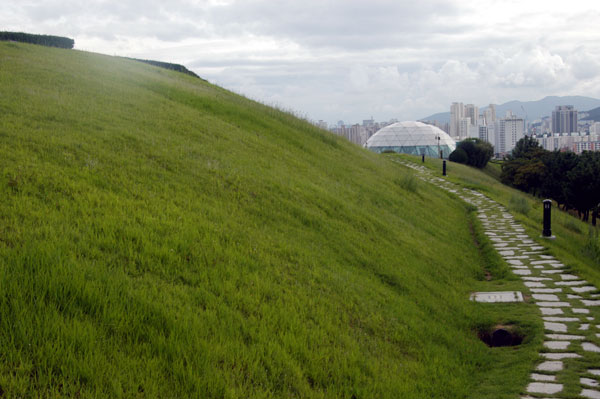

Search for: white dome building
xmin=365 ymin=121 xmax=456 ymax=158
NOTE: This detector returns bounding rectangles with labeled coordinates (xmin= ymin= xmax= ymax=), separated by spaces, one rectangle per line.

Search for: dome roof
xmin=365 ymin=121 xmax=456 ymax=157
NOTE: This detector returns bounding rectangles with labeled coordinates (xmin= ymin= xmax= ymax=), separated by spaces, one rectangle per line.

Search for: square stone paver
xmin=533 ymin=294 xmax=560 ymax=301
xmin=540 ymin=308 xmax=564 ymax=315
xmin=531 ymin=373 xmax=556 ymax=381
xmin=544 ymin=322 xmax=568 ymax=332
xmin=536 ymin=361 xmax=563 ymax=371
xmin=526 ymin=382 xmax=562 ymax=394
xmin=544 ymin=341 xmax=570 ymax=350
xmin=583 ymin=342 xmax=600 ymax=352
xmin=581 ymin=389 xmax=600 ymax=399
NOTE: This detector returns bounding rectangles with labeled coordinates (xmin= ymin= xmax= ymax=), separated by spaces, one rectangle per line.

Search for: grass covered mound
xmin=0 ymin=42 xmax=533 ymax=398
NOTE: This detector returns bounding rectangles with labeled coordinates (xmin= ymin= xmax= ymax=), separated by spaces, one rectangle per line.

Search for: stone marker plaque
xmin=470 ymin=291 xmax=524 ymax=303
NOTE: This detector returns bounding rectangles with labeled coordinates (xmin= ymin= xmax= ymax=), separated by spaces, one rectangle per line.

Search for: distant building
xmin=551 ymin=105 xmax=578 ymax=134
xmin=450 ymin=102 xmax=464 ymax=139
xmin=495 ymin=113 xmax=525 ymax=155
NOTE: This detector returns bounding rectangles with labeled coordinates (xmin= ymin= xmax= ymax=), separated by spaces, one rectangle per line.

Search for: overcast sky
xmin=3 ymin=0 xmax=600 ymax=125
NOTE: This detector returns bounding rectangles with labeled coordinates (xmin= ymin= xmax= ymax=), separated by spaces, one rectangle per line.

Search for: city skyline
xmin=2 ymin=1 xmax=600 ymax=125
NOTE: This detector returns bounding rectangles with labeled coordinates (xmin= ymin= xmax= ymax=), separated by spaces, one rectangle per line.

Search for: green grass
xmin=0 ymin=42 xmax=542 ymax=398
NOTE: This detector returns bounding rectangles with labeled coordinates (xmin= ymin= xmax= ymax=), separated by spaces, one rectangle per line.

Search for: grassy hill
xmin=0 ymin=41 xmax=541 ymax=398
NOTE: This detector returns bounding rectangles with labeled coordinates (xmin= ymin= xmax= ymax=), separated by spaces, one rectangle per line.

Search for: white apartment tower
xmin=450 ymin=102 xmax=464 ymax=138
xmin=464 ymin=104 xmax=478 ymax=127
xmin=495 ymin=115 xmax=525 ymax=155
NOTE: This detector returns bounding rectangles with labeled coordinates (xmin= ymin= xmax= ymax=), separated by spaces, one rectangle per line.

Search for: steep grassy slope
xmin=0 ymin=42 xmax=537 ymax=398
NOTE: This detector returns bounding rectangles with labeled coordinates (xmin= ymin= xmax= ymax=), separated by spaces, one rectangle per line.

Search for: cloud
xmin=2 ymin=0 xmax=600 ymax=124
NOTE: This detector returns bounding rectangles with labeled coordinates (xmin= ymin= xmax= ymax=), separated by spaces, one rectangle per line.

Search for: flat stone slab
xmin=534 ymin=294 xmax=560 ymax=301
xmin=560 ymin=274 xmax=579 ymax=280
xmin=532 ymin=288 xmax=562 ymax=293
xmin=514 ymin=269 xmax=531 ymax=275
xmin=568 ymin=294 xmax=583 ymax=299
xmin=583 ymin=342 xmax=600 ymax=352
xmin=556 ymin=281 xmax=587 ymax=286
xmin=574 ymin=308 xmax=591 ymax=314
xmin=536 ymin=360 xmax=563 ymax=371
xmin=507 ymin=259 xmax=524 ymax=266
xmin=580 ymin=324 xmax=590 ymax=330
xmin=589 ymin=370 xmax=600 ymax=376
xmin=524 ymin=277 xmax=552 ymax=281
xmin=531 ymin=373 xmax=556 ymax=381
xmin=574 ymin=287 xmax=598 ymax=293
xmin=470 ymin=291 xmax=524 ymax=303
xmin=544 ymin=341 xmax=570 ymax=350
xmin=544 ymin=322 xmax=568 ymax=332
xmin=546 ymin=334 xmax=585 ymax=340
xmin=540 ymin=307 xmax=563 ymax=315
xmin=536 ymin=302 xmax=570 ymax=307
xmin=541 ymin=270 xmax=562 ymax=274
xmin=582 ymin=300 xmax=600 ymax=306
xmin=541 ymin=352 xmax=581 ymax=359
xmin=582 ymin=378 xmax=600 ymax=388
xmin=581 ymin=389 xmax=600 ymax=399
xmin=526 ymin=382 xmax=562 ymax=394
xmin=525 ymin=282 xmax=546 ymax=288
xmin=543 ymin=317 xmax=578 ymax=322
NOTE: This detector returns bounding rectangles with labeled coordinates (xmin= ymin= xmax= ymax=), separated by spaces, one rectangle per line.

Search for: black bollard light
xmin=422 ymin=154 xmax=425 ymax=163
xmin=542 ymin=199 xmax=553 ymax=238
xmin=442 ymin=160 xmax=447 ymax=176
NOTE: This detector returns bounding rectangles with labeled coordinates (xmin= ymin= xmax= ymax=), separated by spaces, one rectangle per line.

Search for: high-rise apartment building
xmin=464 ymin=104 xmax=478 ymax=126
xmin=450 ymin=102 xmax=464 ymax=138
xmin=495 ymin=115 xmax=525 ymax=155
xmin=483 ymin=104 xmax=496 ymax=126
xmin=551 ymin=105 xmax=578 ymax=134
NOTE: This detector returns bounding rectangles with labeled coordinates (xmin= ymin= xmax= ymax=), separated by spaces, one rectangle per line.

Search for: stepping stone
xmin=470 ymin=291 xmax=524 ymax=303
xmin=541 ymin=352 xmax=581 ymax=359
xmin=544 ymin=322 xmax=568 ymax=332
xmin=540 ymin=308 xmax=564 ymax=315
xmin=583 ymin=342 xmax=600 ymax=352
xmin=532 ymin=260 xmax=561 ymax=265
xmin=574 ymin=287 xmax=598 ymax=293
xmin=539 ymin=255 xmax=555 ymax=259
xmin=542 ymin=270 xmax=562 ymax=274
xmin=543 ymin=317 xmax=578 ymax=322
xmin=560 ymin=274 xmax=579 ymax=280
xmin=536 ymin=361 xmax=563 ymax=371
xmin=546 ymin=334 xmax=585 ymax=340
xmin=581 ymin=389 xmax=600 ymax=399
xmin=499 ymin=250 xmax=514 ymax=256
xmin=556 ymin=281 xmax=587 ymax=286
xmin=580 ymin=324 xmax=590 ymax=331
xmin=526 ymin=382 xmax=562 ymax=394
xmin=582 ymin=378 xmax=600 ymax=388
xmin=568 ymin=294 xmax=583 ymax=299
xmin=590 ymin=370 xmax=600 ymax=376
xmin=531 ymin=288 xmax=562 ymax=293
xmin=508 ymin=259 xmax=524 ymax=266
xmin=525 ymin=282 xmax=546 ymax=288
xmin=536 ymin=302 xmax=570 ymax=307
xmin=514 ymin=269 xmax=531 ymax=276
xmin=533 ymin=294 xmax=560 ymax=301
xmin=544 ymin=341 xmax=570 ymax=350
xmin=532 ymin=246 xmax=545 ymax=251
xmin=524 ymin=277 xmax=552 ymax=281
xmin=582 ymin=300 xmax=600 ymax=306
xmin=531 ymin=373 xmax=556 ymax=381
xmin=574 ymin=308 xmax=591 ymax=314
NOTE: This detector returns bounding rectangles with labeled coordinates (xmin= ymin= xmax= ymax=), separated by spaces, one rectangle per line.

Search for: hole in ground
xmin=478 ymin=324 xmax=524 ymax=347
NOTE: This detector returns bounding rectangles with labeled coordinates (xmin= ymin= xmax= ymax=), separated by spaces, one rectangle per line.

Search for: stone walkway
xmin=395 ymin=159 xmax=600 ymax=399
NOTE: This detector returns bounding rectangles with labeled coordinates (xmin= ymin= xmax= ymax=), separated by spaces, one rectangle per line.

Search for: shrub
xmin=449 ymin=148 xmax=468 ymax=164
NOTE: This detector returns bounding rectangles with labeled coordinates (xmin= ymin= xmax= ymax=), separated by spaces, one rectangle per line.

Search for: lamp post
xmin=437 ymin=135 xmax=441 ymax=159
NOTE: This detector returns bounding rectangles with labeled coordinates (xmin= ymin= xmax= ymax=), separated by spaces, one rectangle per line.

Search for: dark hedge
xmin=128 ymin=58 xmax=202 ymax=79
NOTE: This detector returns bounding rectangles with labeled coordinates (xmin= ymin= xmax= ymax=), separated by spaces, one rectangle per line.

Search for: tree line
xmin=0 ymin=31 xmax=74 ymax=49
xmin=501 ymin=136 xmax=600 ymax=224
xmin=127 ymin=58 xmax=202 ymax=80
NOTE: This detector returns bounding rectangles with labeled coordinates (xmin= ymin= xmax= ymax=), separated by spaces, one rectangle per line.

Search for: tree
xmin=509 ymin=135 xmax=542 ymax=160
xmin=450 ymin=138 xmax=494 ymax=168
xmin=540 ymin=151 xmax=578 ymax=209
xmin=449 ymin=147 xmax=468 ymax=164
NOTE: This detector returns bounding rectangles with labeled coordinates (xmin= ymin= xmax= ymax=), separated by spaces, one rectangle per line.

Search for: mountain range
xmin=421 ymin=96 xmax=600 ymax=124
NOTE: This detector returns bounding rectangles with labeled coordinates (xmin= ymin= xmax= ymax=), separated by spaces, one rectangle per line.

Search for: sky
xmin=3 ymin=0 xmax=600 ymax=125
